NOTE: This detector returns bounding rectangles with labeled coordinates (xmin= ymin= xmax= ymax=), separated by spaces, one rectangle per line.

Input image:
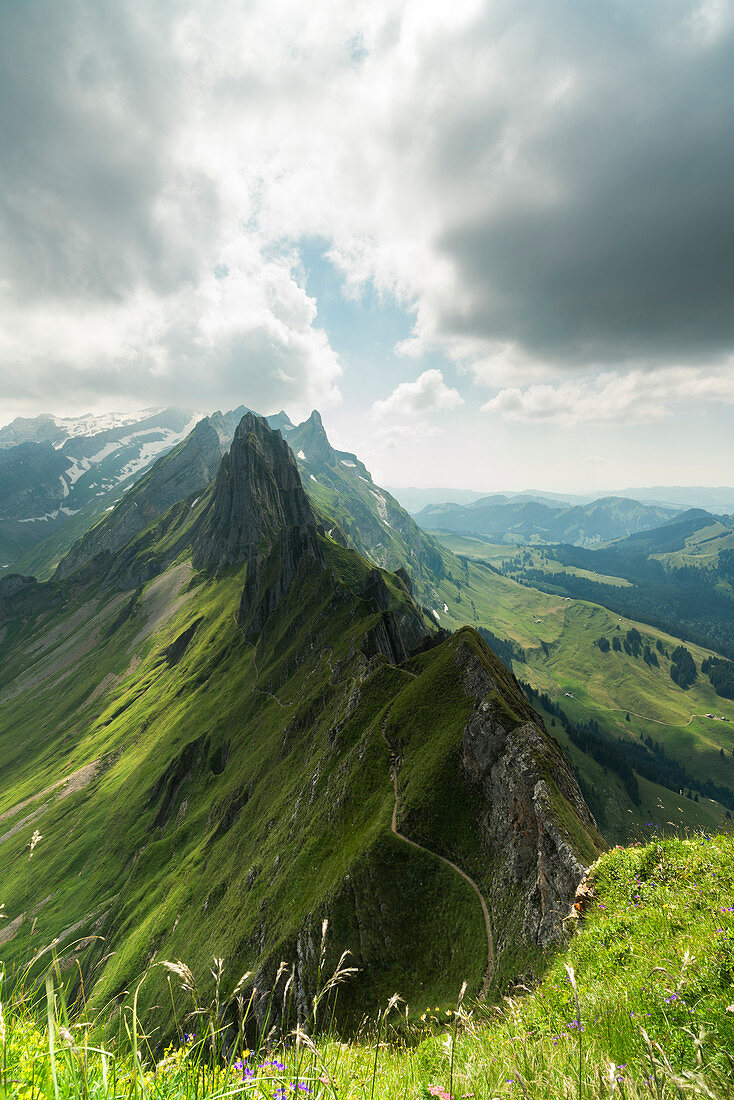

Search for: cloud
xmin=482 ymin=365 xmax=734 ymax=425
xmin=372 ymin=370 xmax=463 ymax=418
xmin=0 ymin=0 xmax=346 ymax=418
xmin=2 ymin=0 xmax=734 ymax=421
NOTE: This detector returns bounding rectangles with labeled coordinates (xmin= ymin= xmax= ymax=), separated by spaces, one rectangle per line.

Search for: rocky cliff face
xmin=287 ymin=411 xmax=446 ymax=603
xmin=192 ymin=413 xmax=318 ymax=573
xmin=456 ymin=635 xmax=603 ymax=947
xmin=287 ymin=410 xmax=335 ymax=466
xmin=238 ymin=522 xmax=325 ymax=640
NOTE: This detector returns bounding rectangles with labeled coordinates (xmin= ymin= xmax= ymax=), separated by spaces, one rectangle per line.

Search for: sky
xmin=1 ymin=0 xmax=733 ymax=492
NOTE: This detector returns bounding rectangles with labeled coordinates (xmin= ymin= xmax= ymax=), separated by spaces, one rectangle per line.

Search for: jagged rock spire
xmin=287 ymin=409 xmax=335 ymax=466
xmin=192 ymin=412 xmax=318 ymax=572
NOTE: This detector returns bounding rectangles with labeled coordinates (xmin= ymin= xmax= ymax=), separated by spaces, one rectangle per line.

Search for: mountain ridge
xmin=0 ymin=413 xmax=603 ymax=1028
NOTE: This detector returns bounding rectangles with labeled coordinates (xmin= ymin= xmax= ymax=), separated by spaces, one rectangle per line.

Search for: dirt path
xmin=380 ymin=722 xmax=495 ymax=996
xmin=605 ymin=706 xmax=712 ymax=728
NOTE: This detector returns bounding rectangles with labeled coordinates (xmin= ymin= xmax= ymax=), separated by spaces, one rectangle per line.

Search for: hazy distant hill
xmin=415 ymin=494 xmax=676 ymax=547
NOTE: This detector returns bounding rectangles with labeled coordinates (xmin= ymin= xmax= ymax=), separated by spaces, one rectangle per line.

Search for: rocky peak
xmin=192 ymin=412 xmax=318 ymax=573
xmin=288 ymin=410 xmax=335 ymax=467
xmin=267 ymin=410 xmax=295 ymax=435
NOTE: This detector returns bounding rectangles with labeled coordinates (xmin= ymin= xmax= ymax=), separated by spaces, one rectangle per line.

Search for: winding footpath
xmin=605 ymin=705 xmax=718 ymax=728
xmin=380 ymin=721 xmax=495 ymax=997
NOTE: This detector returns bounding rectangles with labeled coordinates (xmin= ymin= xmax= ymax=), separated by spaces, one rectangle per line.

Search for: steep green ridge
xmin=421 ymin=553 xmax=734 ymax=835
xmin=2 ymin=832 xmax=732 ymax=1098
xmin=0 ymin=415 xmax=601 ymax=1030
xmin=288 ymin=411 xmax=447 ymax=606
xmin=0 ymin=405 xmax=264 ymax=580
xmin=272 ymin=424 xmax=734 ymax=842
xmin=55 ymin=417 xmax=227 ymax=579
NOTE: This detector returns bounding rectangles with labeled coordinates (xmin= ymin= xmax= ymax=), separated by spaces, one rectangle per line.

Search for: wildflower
xmin=29 ymin=830 xmax=42 ymax=858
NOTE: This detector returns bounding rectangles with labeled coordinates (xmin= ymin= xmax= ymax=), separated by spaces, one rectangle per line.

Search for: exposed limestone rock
xmin=287 ymin=410 xmax=335 ymax=467
xmin=192 ymin=413 xmax=317 ymax=573
xmin=457 ymin=638 xmax=602 ymax=946
xmin=238 ymin=523 xmax=325 ymax=640
xmin=363 ymin=611 xmax=409 ymax=665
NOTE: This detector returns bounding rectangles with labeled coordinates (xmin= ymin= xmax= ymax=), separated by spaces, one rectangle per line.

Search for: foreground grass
xmin=2 ymin=833 xmax=733 ymax=1099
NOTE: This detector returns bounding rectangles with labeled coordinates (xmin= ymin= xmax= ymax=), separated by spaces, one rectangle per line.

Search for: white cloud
xmin=482 ymin=365 xmax=734 ymax=425
xmin=1 ymin=0 xmax=734 ymax=423
xmin=372 ymin=370 xmax=463 ymax=418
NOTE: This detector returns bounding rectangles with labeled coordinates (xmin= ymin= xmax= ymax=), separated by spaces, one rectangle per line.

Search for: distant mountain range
xmin=0 ymin=406 xmax=295 ymax=576
xmin=0 ymin=408 xmax=198 ymax=573
xmin=391 ymin=485 xmax=734 ymax=517
xmin=413 ymin=494 xmax=678 ymax=548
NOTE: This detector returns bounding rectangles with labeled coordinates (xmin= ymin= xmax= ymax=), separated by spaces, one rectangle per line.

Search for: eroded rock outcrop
xmin=457 ymin=637 xmax=602 ymax=946
xmin=192 ymin=413 xmax=317 ymax=573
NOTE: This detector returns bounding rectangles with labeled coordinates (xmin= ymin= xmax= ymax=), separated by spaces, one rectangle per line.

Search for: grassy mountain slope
xmin=246 ymin=416 xmax=733 ymax=842
xmin=278 ymin=421 xmax=734 ymax=842
xmin=3 ymin=831 xmax=733 ymax=1098
xmin=425 ymin=553 xmax=734 ymax=835
xmin=288 ymin=411 xmax=447 ymax=606
xmin=0 ymin=415 xmax=601 ymax=1030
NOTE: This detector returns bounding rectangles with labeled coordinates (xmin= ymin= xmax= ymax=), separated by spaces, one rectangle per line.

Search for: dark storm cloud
xmin=430 ymin=0 xmax=734 ymax=366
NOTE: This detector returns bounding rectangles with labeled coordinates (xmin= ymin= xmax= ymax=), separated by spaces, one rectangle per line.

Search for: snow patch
xmin=19 ymin=506 xmax=79 ymax=523
xmin=310 ymin=474 xmax=317 ymax=482
xmin=340 ymin=460 xmax=356 ymax=468
xmin=58 ymin=474 xmax=69 ymax=498
xmin=63 ymin=458 xmax=91 ymax=486
xmin=443 ymin=603 xmax=449 ymax=613
xmin=297 ymin=450 xmax=306 ymax=460
xmin=432 ymin=609 xmax=440 ymax=621
xmin=369 ymin=488 xmax=390 ymax=527
xmin=89 ymin=441 xmax=121 ymax=463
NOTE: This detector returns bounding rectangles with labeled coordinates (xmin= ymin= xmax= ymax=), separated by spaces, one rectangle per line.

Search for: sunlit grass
xmin=2 ymin=832 xmax=733 ymax=1098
